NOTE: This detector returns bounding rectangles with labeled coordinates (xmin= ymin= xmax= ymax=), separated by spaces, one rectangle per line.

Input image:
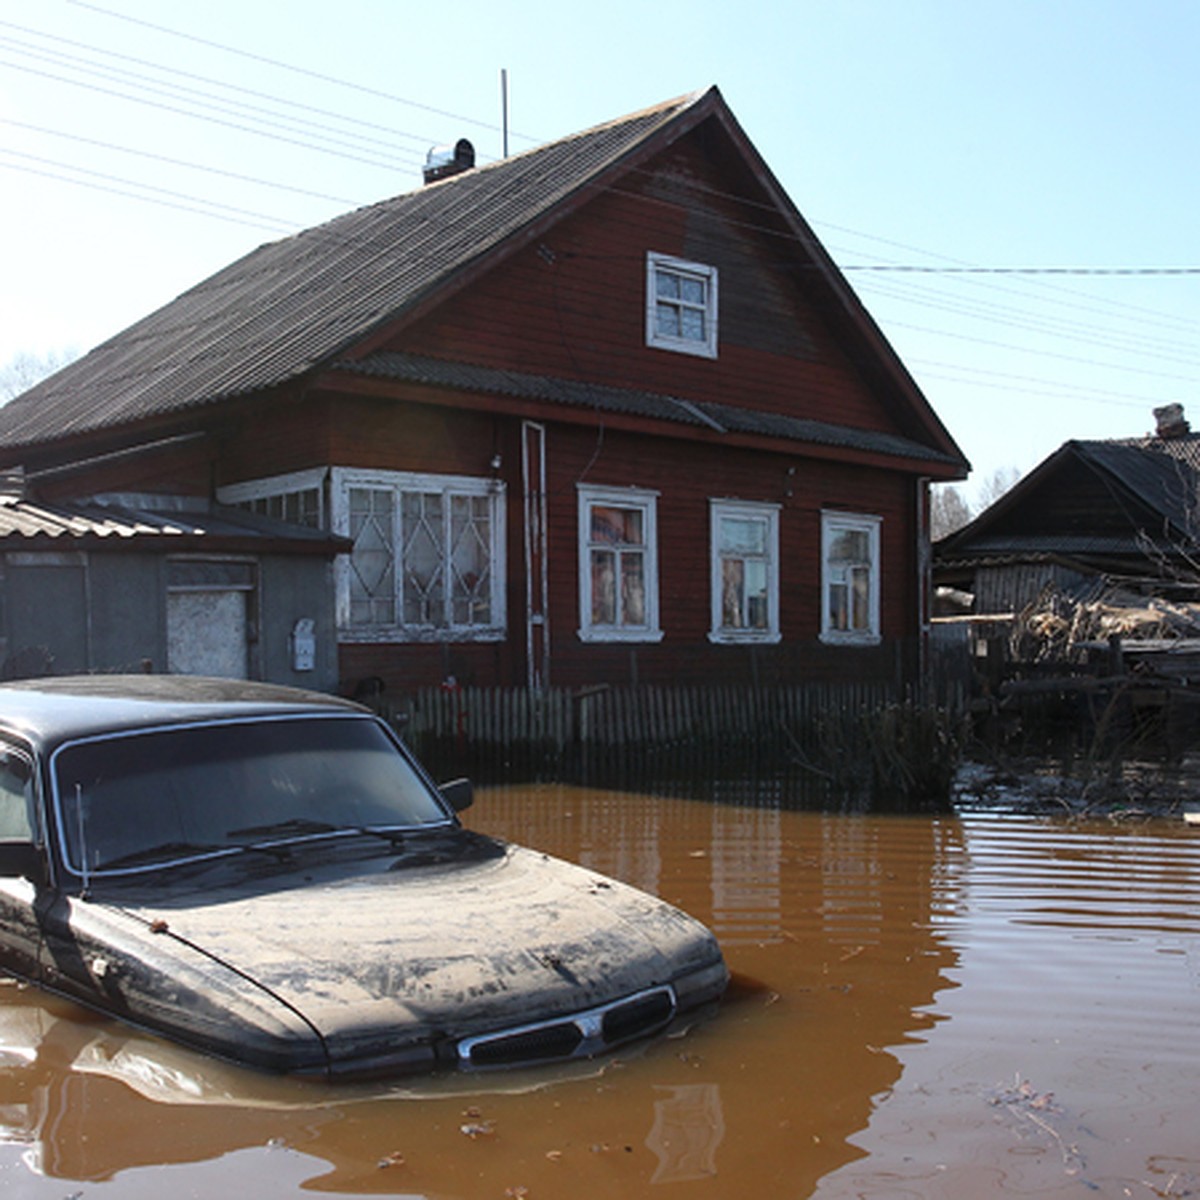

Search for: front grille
xmin=602 ymin=988 xmax=676 ymax=1043
xmin=458 ymin=984 xmax=677 ymax=1070
xmin=466 ymin=1021 xmax=584 ymax=1066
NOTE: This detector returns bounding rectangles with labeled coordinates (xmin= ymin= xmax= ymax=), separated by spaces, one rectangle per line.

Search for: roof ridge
xmin=277 ymin=88 xmax=710 ymax=237
xmin=428 ymin=88 xmax=708 ymax=185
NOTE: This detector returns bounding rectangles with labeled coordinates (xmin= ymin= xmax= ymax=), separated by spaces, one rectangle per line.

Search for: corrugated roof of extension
xmin=0 ymin=93 xmax=705 ymax=450
xmin=339 ymin=352 xmax=965 ymax=468
xmin=0 ymin=492 xmax=348 ymax=554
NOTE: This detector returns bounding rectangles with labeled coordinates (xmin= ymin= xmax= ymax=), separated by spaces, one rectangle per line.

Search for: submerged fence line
xmin=404 ymin=680 xmax=893 ymax=747
xmin=393 ymin=680 xmax=941 ymax=782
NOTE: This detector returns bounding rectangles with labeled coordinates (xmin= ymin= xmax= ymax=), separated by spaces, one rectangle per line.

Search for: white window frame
xmin=577 ymin=484 xmax=662 ymax=643
xmin=224 ymin=468 xmax=505 ymax=643
xmin=331 ymin=468 xmax=505 ymax=643
xmin=820 ymin=510 xmax=881 ymax=645
xmin=218 ymin=468 xmax=327 ymax=529
xmin=645 ymin=251 xmax=718 ymax=359
xmin=709 ymin=499 xmax=781 ymax=644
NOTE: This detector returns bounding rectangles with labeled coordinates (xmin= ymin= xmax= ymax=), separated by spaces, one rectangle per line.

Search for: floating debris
xmin=988 ymin=1076 xmax=1085 ymax=1178
xmin=989 ymin=1077 xmax=1057 ymax=1113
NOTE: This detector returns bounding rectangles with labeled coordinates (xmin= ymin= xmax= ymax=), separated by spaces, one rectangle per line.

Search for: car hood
xmin=110 ymin=838 xmax=723 ymax=1071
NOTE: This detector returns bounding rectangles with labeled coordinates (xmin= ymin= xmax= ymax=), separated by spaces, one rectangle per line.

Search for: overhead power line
xmin=842 ymin=264 xmax=1200 ymax=276
xmin=817 ymin=216 xmax=1200 ymax=336
xmin=65 ymin=0 xmax=516 ymax=139
xmin=0 ymin=18 xmax=440 ymax=153
xmin=0 ymin=56 xmax=425 ymax=173
xmin=2 ymin=3 xmax=1194 ymax=424
xmin=1 ymin=118 xmax=365 ymax=207
xmin=0 ymin=158 xmax=297 ymax=233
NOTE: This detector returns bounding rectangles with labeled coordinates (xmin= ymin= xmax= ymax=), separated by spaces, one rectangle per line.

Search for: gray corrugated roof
xmin=0 ymin=495 xmax=344 ymax=551
xmin=935 ymin=434 xmax=1200 ymax=561
xmin=339 ymin=352 xmax=962 ymax=465
xmin=1077 ymin=438 xmax=1200 ymax=535
xmin=0 ymin=93 xmax=706 ymax=449
xmin=948 ymin=533 xmax=1160 ymax=556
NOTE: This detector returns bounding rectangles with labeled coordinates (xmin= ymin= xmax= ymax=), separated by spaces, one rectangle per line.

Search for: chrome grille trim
xmin=457 ymin=984 xmax=677 ymax=1070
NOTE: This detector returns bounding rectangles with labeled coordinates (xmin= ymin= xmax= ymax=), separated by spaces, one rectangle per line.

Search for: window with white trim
xmin=646 ymin=252 xmax=718 ymax=358
xmin=821 ymin=511 xmax=881 ymax=644
xmin=577 ymin=485 xmax=661 ymax=642
xmin=709 ymin=500 xmax=780 ymax=644
xmin=219 ymin=468 xmax=327 ymax=529
xmin=335 ymin=470 xmax=504 ymax=639
xmin=221 ymin=468 xmax=505 ymax=641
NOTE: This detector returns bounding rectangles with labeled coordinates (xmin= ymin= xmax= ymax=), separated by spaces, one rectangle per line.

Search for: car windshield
xmin=52 ymin=713 xmax=452 ymax=877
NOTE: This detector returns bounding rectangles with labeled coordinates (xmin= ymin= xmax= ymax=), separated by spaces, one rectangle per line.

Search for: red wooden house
xmin=0 ymin=88 xmax=967 ymax=696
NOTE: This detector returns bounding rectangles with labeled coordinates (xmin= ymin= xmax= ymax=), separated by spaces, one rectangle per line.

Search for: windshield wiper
xmin=99 ymin=840 xmax=228 ymax=870
xmin=357 ymin=825 xmax=407 ymax=847
xmin=227 ymin=817 xmax=407 ymax=849
xmin=226 ymin=817 xmax=339 ymax=839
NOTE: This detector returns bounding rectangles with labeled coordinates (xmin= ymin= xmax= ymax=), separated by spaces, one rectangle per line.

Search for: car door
xmin=0 ymin=744 xmax=46 ymax=983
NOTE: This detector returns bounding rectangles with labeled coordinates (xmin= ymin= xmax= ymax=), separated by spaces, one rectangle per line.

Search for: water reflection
xmin=646 ymin=1083 xmax=724 ymax=1183
xmin=0 ymin=992 xmax=342 ymax=1181
xmin=465 ymin=785 xmax=963 ymax=1195
xmin=5 ymin=791 xmax=1196 ymax=1197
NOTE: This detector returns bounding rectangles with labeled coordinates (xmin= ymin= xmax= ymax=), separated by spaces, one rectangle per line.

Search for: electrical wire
xmin=0 ymin=158 xmax=297 ymax=232
xmin=0 ymin=55 xmax=425 ymax=174
xmin=1 ymin=118 xmax=366 ymax=207
xmin=3 ymin=8 xmax=1195 ymax=422
xmin=64 ymin=0 xmax=519 ymax=141
xmin=0 ymin=18 xmax=443 ymax=152
xmin=843 ymin=264 xmax=1200 ymax=276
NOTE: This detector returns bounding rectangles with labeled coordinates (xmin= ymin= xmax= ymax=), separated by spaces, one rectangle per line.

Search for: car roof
xmin=0 ymin=675 xmax=367 ymax=749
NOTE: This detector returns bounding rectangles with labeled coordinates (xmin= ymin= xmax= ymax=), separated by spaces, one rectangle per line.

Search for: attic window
xmin=646 ymin=252 xmax=718 ymax=359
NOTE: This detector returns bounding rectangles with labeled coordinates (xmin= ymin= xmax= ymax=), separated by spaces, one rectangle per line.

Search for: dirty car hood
xmin=110 ymin=837 xmax=722 ymax=1068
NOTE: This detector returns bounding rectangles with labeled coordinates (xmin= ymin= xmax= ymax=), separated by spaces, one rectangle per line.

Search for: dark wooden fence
xmin=387 ymin=679 xmax=955 ymax=786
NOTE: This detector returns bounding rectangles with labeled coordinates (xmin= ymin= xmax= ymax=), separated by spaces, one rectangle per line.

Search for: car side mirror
xmin=0 ymin=841 xmax=47 ymax=887
xmin=438 ymin=778 xmax=473 ymax=814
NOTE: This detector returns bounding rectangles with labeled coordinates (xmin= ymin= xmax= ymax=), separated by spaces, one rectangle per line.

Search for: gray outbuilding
xmin=0 ymin=475 xmax=347 ymax=691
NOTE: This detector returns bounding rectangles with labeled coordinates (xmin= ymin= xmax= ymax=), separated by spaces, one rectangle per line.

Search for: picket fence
xmin=392 ymin=680 xmax=915 ymax=782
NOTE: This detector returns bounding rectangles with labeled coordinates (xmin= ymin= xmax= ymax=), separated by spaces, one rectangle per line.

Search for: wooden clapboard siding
xmin=390 ymin=144 xmax=901 ymax=442
xmin=1 ymin=90 xmax=964 ymax=700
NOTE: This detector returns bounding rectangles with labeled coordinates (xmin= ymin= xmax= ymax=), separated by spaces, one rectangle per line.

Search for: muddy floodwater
xmin=2 ymin=783 xmax=1199 ymax=1198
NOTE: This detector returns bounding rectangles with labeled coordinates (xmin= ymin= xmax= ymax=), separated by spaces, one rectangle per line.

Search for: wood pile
xmin=1010 ymin=585 xmax=1200 ymax=664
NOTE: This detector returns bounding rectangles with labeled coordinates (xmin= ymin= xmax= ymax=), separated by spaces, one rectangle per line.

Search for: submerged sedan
xmin=0 ymin=676 xmax=727 ymax=1079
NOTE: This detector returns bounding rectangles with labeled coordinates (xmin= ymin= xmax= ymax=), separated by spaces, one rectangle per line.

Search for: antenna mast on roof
xmin=501 ymin=69 xmax=509 ymax=158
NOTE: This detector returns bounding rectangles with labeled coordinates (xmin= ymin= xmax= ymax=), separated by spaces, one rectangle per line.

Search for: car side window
xmin=0 ymin=748 xmax=37 ymax=843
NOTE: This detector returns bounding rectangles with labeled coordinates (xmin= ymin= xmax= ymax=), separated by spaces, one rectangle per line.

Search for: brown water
xmin=1 ymin=784 xmax=1199 ymax=1198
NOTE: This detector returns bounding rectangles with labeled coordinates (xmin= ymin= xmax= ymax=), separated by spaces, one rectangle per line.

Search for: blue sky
xmin=1 ymin=0 xmax=1197 ymax=501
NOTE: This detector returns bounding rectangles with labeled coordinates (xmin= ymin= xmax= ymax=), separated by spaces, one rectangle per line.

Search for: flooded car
xmin=0 ymin=676 xmax=727 ymax=1080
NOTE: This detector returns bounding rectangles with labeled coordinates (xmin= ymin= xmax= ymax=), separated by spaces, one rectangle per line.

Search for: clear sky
xmin=2 ymin=0 xmax=1197 ymax=502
